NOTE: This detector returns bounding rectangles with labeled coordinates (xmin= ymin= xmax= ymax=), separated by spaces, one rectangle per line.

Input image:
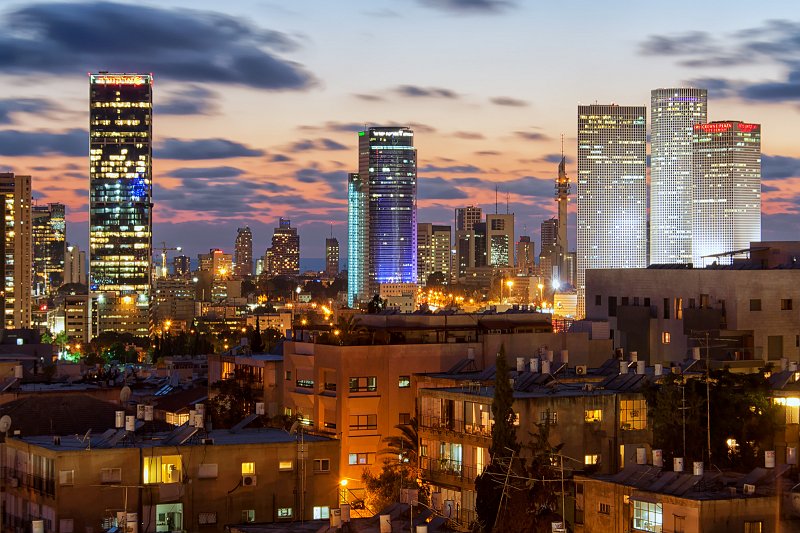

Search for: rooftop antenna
xmin=330 ymin=223 xmax=333 ymax=238
xmin=495 ymin=185 xmax=499 ymax=214
xmin=506 ymin=191 xmax=509 ymax=215
xmin=561 ymin=133 xmax=564 ymax=159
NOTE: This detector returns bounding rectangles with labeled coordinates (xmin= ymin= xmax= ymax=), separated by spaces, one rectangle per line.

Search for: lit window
xmin=584 ymin=409 xmax=602 ymax=422
xmin=348 ymin=453 xmax=375 ymax=465
xmin=278 ymin=460 xmax=293 ymax=471
xmin=349 ymin=414 xmax=378 ymax=430
xmin=143 ymin=455 xmax=182 ymax=484
xmin=661 ymin=331 xmax=671 ymax=344
xmin=619 ymin=400 xmax=647 ymax=430
xmin=313 ymin=506 xmax=330 ymax=520
xmin=584 ymin=454 xmax=599 ymax=465
xmin=398 ymin=375 xmax=411 ymax=388
xmin=241 ymin=462 xmax=255 ymax=475
xmin=744 ymin=521 xmax=762 ymax=533
xmin=540 ymin=410 xmax=557 ymax=425
xmin=349 ymin=376 xmax=377 ymax=392
xmin=632 ymin=500 xmax=662 ymax=532
xmin=59 ymin=470 xmax=75 ymax=486
xmin=241 ymin=510 xmax=255 ymax=523
xmin=277 ymin=508 xmax=293 ymax=518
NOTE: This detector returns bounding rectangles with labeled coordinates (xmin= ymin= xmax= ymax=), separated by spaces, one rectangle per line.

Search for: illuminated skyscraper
xmin=234 ymin=226 xmax=253 ymax=278
xmin=515 ymin=236 xmax=535 ymax=275
xmin=172 ymin=255 xmax=191 ymax=278
xmin=486 ymin=213 xmax=514 ymax=267
xmin=32 ymin=202 xmax=66 ymax=294
xmin=455 ymin=206 xmax=482 ymax=232
xmin=266 ymin=218 xmax=300 ymax=276
xmin=325 ymin=237 xmax=339 ymax=278
xmin=89 ymin=73 xmax=153 ymax=297
xmin=0 ymin=173 xmax=32 ymax=329
xmin=650 ymin=88 xmax=707 ymax=265
xmin=65 ymin=244 xmax=87 ymax=286
xmin=347 ymin=127 xmax=417 ymax=305
xmin=692 ymin=121 xmax=761 ymax=265
xmin=577 ymin=104 xmax=647 ymax=317
xmin=417 ymin=223 xmax=451 ymax=284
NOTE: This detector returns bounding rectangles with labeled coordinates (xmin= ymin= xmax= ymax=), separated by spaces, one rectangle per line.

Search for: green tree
xmin=380 ymin=417 xmax=419 ymax=464
xmin=476 ymin=345 xmax=519 ymax=532
xmin=206 ymin=379 xmax=255 ymax=428
xmin=366 ymin=294 xmax=386 ymax=314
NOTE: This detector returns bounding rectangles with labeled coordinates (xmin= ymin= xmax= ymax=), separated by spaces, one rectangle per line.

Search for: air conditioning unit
xmin=242 ymin=475 xmax=257 ymax=487
xmin=575 ymin=365 xmax=588 ymax=376
xmin=743 ymin=484 xmax=755 ymax=495
xmin=201 ymin=438 xmax=214 ymax=445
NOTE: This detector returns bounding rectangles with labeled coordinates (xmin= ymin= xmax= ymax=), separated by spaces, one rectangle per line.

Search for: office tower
xmin=540 ymin=218 xmax=558 ymax=249
xmin=234 ymin=227 xmax=253 ymax=278
xmin=650 ymin=88 xmax=708 ymax=265
xmin=516 ymin=236 xmax=535 ymax=275
xmin=691 ymin=121 xmax=761 ymax=265
xmin=0 ymin=173 xmax=32 ymax=329
xmin=455 ymin=206 xmax=482 ymax=232
xmin=577 ymin=104 xmax=647 ymax=317
xmin=89 ymin=73 xmax=153 ymax=297
xmin=347 ymin=127 xmax=417 ymax=306
xmin=485 ymin=213 xmax=514 ymax=267
xmin=198 ymin=249 xmax=233 ymax=277
xmin=417 ymin=223 xmax=451 ymax=284
xmin=64 ymin=244 xmax=88 ymax=286
xmin=348 ymin=172 xmax=367 ymax=306
xmin=32 ymin=202 xmax=66 ymax=295
xmin=325 ymin=237 xmax=339 ymax=278
xmin=265 ymin=218 xmax=300 ymax=277
xmin=173 ymin=255 xmax=191 ymax=278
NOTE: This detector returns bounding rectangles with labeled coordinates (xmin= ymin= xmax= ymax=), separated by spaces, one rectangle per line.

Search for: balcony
xmin=420 ymin=457 xmax=481 ymax=487
xmin=419 ymin=415 xmax=492 ymax=441
xmin=2 ymin=468 xmax=56 ymax=497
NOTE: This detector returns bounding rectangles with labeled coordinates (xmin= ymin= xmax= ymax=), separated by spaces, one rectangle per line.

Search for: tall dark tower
xmin=89 ymin=73 xmax=153 ymax=296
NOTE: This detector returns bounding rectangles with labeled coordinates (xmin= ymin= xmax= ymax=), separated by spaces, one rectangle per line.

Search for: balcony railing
xmin=2 ymin=467 xmax=56 ymax=497
xmin=420 ymin=457 xmax=481 ymax=484
xmin=419 ymin=415 xmax=492 ymax=438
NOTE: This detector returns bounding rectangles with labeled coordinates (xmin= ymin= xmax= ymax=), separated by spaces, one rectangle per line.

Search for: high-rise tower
xmin=0 ymin=173 xmax=32 ymax=329
xmin=234 ymin=226 xmax=253 ymax=278
xmin=89 ymin=73 xmax=153 ymax=296
xmin=650 ymin=88 xmax=707 ymax=265
xmin=691 ymin=121 xmax=761 ymax=265
xmin=577 ymin=104 xmax=647 ymax=317
xmin=265 ymin=218 xmax=300 ymax=277
xmin=32 ymin=202 xmax=66 ymax=295
xmin=347 ymin=127 xmax=417 ymax=306
xmin=325 ymin=237 xmax=340 ymax=278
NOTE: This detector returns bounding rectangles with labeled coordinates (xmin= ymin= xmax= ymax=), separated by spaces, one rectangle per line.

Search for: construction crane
xmin=157 ymin=242 xmax=182 ymax=279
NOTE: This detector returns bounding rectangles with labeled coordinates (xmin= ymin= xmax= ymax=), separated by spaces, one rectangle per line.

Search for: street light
xmin=537 ymin=283 xmax=544 ymax=304
xmin=505 ymin=280 xmax=514 ymax=303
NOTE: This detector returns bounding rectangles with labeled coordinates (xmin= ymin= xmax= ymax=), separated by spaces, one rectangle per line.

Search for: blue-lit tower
xmin=89 ymin=73 xmax=153 ymax=297
xmin=347 ymin=127 xmax=417 ymax=307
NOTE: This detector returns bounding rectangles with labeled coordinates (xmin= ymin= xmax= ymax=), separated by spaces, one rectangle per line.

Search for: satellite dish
xmin=120 ymin=386 xmax=132 ymax=404
xmin=0 ymin=415 xmax=12 ymax=433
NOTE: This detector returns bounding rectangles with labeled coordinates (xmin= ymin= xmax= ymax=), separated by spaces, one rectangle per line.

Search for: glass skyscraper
xmin=347 ymin=128 xmax=417 ymax=306
xmin=32 ymin=202 xmax=66 ymax=295
xmin=89 ymin=73 xmax=153 ymax=296
xmin=650 ymin=88 xmax=707 ymax=265
xmin=577 ymin=104 xmax=647 ymax=317
xmin=691 ymin=121 xmax=761 ymax=266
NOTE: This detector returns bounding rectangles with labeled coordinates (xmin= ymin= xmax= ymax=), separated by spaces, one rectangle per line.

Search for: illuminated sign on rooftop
xmin=693 ymin=122 xmax=760 ymax=134
xmin=90 ymin=74 xmax=152 ymax=86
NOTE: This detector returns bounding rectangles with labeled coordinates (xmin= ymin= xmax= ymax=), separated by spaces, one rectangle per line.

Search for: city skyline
xmin=0 ymin=2 xmax=797 ymax=262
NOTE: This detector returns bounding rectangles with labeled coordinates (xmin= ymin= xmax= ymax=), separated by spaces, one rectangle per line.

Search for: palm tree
xmin=335 ymin=315 xmax=364 ymax=345
xmin=380 ymin=417 xmax=419 ymax=464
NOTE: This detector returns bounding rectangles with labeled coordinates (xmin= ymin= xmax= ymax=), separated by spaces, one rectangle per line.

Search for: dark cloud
xmin=0 ymin=2 xmax=315 ymax=90
xmin=416 ymin=0 xmax=515 ymax=13
xmin=167 ymin=166 xmax=244 ymax=179
xmin=476 ymin=150 xmax=501 ymax=156
xmin=294 ymin=167 xmax=343 ymax=185
xmin=453 ymin=131 xmax=485 ymax=140
xmin=394 ymin=85 xmax=459 ymax=99
xmin=419 ymin=164 xmax=483 ymax=174
xmin=683 ymin=78 xmax=737 ymax=98
xmin=0 ymin=98 xmax=59 ymax=124
xmin=298 ymin=121 xmax=365 ymax=133
xmin=762 ymin=212 xmax=800 ymax=242
xmin=542 ymin=153 xmax=573 ymax=164
xmin=156 ymin=85 xmax=218 ymax=115
xmin=0 ymin=128 xmax=85 ymax=156
xmin=269 ymin=153 xmax=292 ymax=162
xmin=490 ymin=96 xmax=528 ymax=107
xmin=286 ymin=138 xmax=348 ymax=152
xmin=514 ymin=131 xmax=549 ymax=141
xmin=763 ymin=155 xmax=800 ymax=181
xmin=642 ymin=21 xmax=800 ymax=102
xmin=494 ymin=176 xmax=553 ymax=198
xmin=157 ymin=138 xmax=264 ymax=160
xmin=156 ymin=175 xmax=293 ymax=218
xmin=418 ymin=176 xmax=468 ymax=200
xmin=761 ymin=183 xmax=780 ymax=193
xmin=353 ymin=94 xmax=384 ymax=102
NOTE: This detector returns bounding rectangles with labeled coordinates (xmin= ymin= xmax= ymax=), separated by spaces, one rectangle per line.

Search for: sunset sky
xmin=1 ymin=0 xmax=799 ymax=266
